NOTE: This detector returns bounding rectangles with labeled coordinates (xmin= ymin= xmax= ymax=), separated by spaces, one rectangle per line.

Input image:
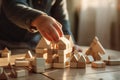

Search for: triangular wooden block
xmin=91 ymin=37 xmax=105 ymax=54
xmin=2 ymin=47 xmax=10 ymax=52
xmin=1 ymin=47 xmax=11 ymax=57
xmin=70 ymin=55 xmax=78 ymax=62
xmin=57 ymin=36 xmax=70 ymax=50
xmin=85 ymin=36 xmax=105 ymax=61
xmin=74 ymin=51 xmax=81 ymax=61
xmin=25 ymin=50 xmax=33 ymax=58
xmin=78 ymin=54 xmax=86 ymax=62
xmin=0 ymin=70 xmax=9 ymax=80
xmin=36 ymin=37 xmax=51 ymax=49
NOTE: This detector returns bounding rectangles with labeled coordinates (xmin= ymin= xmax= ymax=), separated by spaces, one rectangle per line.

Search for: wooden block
xmin=10 ymin=68 xmax=28 ymax=78
xmin=15 ymin=57 xmax=25 ymax=61
xmin=1 ymin=47 xmax=11 ymax=58
xmin=35 ymin=53 xmax=44 ymax=58
xmin=57 ymin=37 xmax=70 ymax=50
xmin=53 ymin=62 xmax=69 ymax=68
xmin=32 ymin=58 xmax=45 ymax=73
xmin=74 ymin=51 xmax=81 ymax=60
xmin=85 ymin=37 xmax=105 ymax=61
xmin=85 ymin=55 xmax=94 ymax=64
xmin=33 ymin=66 xmax=45 ymax=73
xmin=57 ymin=50 xmax=68 ymax=56
xmin=15 ymin=60 xmax=30 ymax=67
xmin=77 ymin=62 xmax=86 ymax=68
xmin=57 ymin=48 xmax=72 ymax=55
xmin=104 ymin=59 xmax=120 ymax=65
xmin=36 ymin=37 xmax=51 ymax=49
xmin=35 ymin=53 xmax=47 ymax=59
xmin=70 ymin=55 xmax=78 ymax=62
xmin=59 ymin=55 xmax=66 ymax=63
xmin=32 ymin=58 xmax=45 ymax=67
xmin=25 ymin=57 xmax=34 ymax=62
xmin=70 ymin=62 xmax=77 ymax=68
xmin=47 ymin=49 xmax=53 ymax=55
xmin=92 ymin=61 xmax=105 ymax=68
xmin=16 ymin=69 xmax=28 ymax=77
xmin=93 ymin=52 xmax=102 ymax=61
xmin=78 ymin=54 xmax=86 ymax=62
xmin=25 ymin=50 xmax=33 ymax=58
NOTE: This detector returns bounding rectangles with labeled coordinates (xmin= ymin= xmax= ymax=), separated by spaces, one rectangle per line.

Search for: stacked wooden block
xmin=70 ymin=50 xmax=86 ymax=68
xmin=35 ymin=35 xmax=74 ymax=69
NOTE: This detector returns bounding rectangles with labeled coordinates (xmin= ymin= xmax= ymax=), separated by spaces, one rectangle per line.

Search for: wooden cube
xmin=15 ymin=60 xmax=30 ymax=67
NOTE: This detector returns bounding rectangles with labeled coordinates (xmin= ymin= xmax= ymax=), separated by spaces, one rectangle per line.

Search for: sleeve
xmin=51 ymin=0 xmax=72 ymax=35
xmin=2 ymin=0 xmax=46 ymax=32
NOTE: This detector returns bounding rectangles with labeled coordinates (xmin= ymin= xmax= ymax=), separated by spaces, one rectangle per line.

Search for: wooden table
xmin=0 ymin=47 xmax=120 ymax=80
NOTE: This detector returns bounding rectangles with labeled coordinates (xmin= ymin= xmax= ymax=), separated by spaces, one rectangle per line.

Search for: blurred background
xmin=67 ymin=0 xmax=120 ymax=51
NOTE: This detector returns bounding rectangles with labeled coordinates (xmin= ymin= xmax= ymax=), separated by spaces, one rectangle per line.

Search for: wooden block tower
xmin=35 ymin=35 xmax=74 ymax=69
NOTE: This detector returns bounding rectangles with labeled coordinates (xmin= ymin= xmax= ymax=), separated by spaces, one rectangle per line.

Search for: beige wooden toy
xmin=85 ymin=37 xmax=105 ymax=61
xmin=1 ymin=47 xmax=11 ymax=58
xmin=92 ymin=61 xmax=105 ymax=68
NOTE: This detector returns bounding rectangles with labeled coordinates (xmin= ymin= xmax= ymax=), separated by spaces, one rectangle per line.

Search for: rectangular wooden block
xmin=32 ymin=58 xmax=45 ymax=67
xmin=47 ymin=49 xmax=57 ymax=54
xmin=53 ymin=63 xmax=66 ymax=68
xmin=1 ymin=50 xmax=11 ymax=58
xmin=92 ymin=61 xmax=105 ymax=68
xmin=16 ymin=69 xmax=28 ymax=77
xmin=35 ymin=48 xmax=47 ymax=53
xmin=33 ymin=66 xmax=45 ymax=73
xmin=57 ymin=50 xmax=69 ymax=56
xmin=104 ymin=59 xmax=120 ymax=65
xmin=15 ymin=60 xmax=30 ymax=67
xmin=59 ymin=55 xmax=66 ymax=63
xmin=35 ymin=53 xmax=44 ymax=58
xmin=15 ymin=57 xmax=25 ymax=61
